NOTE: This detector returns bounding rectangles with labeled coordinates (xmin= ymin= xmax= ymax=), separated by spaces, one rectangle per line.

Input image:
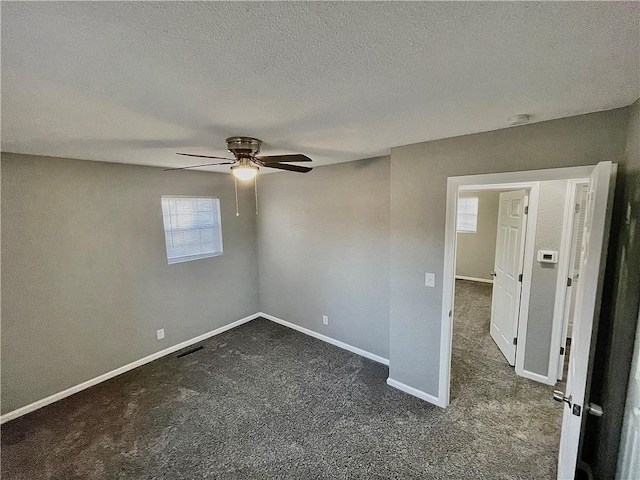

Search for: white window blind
xmin=457 ymin=196 xmax=479 ymax=233
xmin=161 ymin=196 xmax=223 ymax=264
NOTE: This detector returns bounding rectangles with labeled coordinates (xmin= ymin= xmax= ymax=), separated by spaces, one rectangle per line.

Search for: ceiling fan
xmin=165 ymin=136 xmax=313 ymax=181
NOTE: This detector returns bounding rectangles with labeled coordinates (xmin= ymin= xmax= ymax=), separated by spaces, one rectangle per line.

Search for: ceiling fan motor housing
xmin=226 ymin=136 xmax=262 ymax=158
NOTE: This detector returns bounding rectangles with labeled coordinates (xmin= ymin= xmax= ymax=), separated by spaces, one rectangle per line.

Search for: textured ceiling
xmin=2 ymin=2 xmax=639 ymax=173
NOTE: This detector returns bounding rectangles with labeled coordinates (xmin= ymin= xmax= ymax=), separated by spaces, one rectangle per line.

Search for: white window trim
xmin=166 ymin=251 xmax=223 ymax=265
xmin=161 ymin=195 xmax=223 ymax=265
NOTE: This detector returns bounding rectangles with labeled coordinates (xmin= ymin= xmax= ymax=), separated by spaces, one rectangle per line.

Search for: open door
xmin=557 ymin=162 xmax=615 ymax=479
xmin=490 ymin=189 xmax=528 ymax=365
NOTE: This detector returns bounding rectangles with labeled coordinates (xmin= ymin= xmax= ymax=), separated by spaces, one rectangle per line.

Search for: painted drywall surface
xmin=389 ymin=107 xmax=631 ymax=397
xmin=258 ymin=157 xmax=390 ymax=359
xmin=3 ymin=3 xmax=638 ymax=171
xmin=1 ymin=154 xmax=259 ymax=414
xmin=616 ymin=310 xmax=640 ymax=477
xmin=585 ymin=99 xmax=640 ymax=478
xmin=455 ymin=191 xmax=500 ymax=281
xmin=523 ymin=179 xmax=568 ymax=376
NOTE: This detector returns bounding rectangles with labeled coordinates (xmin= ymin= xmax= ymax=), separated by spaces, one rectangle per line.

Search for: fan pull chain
xmin=254 ymin=174 xmax=259 ymax=215
xmin=234 ymin=176 xmax=240 ymax=216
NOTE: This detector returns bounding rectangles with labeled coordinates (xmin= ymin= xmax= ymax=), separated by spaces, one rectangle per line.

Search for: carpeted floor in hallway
xmin=1 ymin=280 xmax=562 ymax=479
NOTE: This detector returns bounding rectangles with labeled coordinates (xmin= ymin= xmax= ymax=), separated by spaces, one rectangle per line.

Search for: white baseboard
xmin=386 ymin=377 xmax=446 ymax=408
xmin=455 ymin=275 xmax=493 ymax=284
xmin=258 ymin=312 xmax=389 ymax=366
xmin=0 ymin=313 xmax=260 ymax=424
xmin=2 ymin=311 xmax=391 ymax=424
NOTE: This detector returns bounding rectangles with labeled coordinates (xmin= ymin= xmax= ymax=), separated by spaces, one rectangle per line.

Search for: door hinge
xmin=567 ymin=277 xmax=572 ymax=287
xmin=575 ymin=203 xmax=580 ymax=213
xmin=513 ymin=337 xmax=518 ymax=345
xmin=518 ymin=273 xmax=523 ymax=282
xmin=449 ymin=310 xmax=452 ymax=318
xmin=524 ymin=206 xmax=529 ymax=215
xmin=560 ymin=346 xmax=565 ymax=355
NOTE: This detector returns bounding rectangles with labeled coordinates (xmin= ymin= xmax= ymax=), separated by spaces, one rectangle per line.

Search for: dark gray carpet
xmin=2 ymin=281 xmax=561 ymax=479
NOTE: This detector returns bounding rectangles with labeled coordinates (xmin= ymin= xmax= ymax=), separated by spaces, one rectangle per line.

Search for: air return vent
xmin=176 ymin=346 xmax=204 ymax=358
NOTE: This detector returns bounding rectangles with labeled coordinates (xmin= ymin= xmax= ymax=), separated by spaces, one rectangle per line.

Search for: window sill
xmin=167 ymin=252 xmax=223 ymax=265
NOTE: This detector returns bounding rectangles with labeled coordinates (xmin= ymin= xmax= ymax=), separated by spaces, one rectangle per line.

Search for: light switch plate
xmin=425 ymin=273 xmax=435 ymax=287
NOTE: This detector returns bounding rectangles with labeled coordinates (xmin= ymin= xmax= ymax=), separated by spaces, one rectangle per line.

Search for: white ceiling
xmin=2 ymin=2 xmax=639 ymax=173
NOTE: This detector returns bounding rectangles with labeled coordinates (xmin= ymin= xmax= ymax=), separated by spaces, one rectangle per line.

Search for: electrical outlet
xmin=425 ymin=272 xmax=436 ymax=288
xmin=157 ymin=328 xmax=165 ymax=340
xmin=322 ymin=315 xmax=329 ymax=325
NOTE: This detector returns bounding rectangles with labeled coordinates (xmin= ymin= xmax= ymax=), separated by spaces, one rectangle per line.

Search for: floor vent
xmin=176 ymin=346 xmax=204 ymax=358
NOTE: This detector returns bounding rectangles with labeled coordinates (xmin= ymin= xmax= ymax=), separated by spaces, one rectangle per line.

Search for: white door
xmin=616 ymin=313 xmax=640 ymax=478
xmin=490 ymin=189 xmax=528 ymax=366
xmin=557 ymin=162 xmax=615 ymax=480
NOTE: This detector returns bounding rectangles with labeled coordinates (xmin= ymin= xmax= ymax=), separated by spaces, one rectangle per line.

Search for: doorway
xmin=450 ymin=177 xmax=595 ymax=389
xmin=454 ymin=186 xmax=534 ymax=370
xmin=440 ymin=163 xmax=616 ymax=479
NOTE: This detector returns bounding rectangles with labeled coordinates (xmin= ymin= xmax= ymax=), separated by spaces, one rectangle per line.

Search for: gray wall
xmin=389 ymin=107 xmax=631 ymax=396
xmin=3 ymin=105 xmax=635 ymax=425
xmin=455 ymin=190 xmax=499 ymax=281
xmin=524 ymin=179 xmax=568 ymax=376
xmin=586 ymin=99 xmax=640 ymax=478
xmin=258 ymin=157 xmax=390 ymax=359
xmin=1 ymin=153 xmax=259 ymax=414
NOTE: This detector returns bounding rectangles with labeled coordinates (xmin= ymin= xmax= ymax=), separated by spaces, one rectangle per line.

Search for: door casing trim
xmin=440 ymin=165 xmax=597 ymax=407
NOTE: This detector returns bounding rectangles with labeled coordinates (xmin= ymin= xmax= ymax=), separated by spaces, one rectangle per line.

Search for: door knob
xmin=553 ymin=390 xmax=572 ymax=406
xmin=490 ymin=271 xmax=497 ymax=277
xmin=586 ymin=403 xmax=603 ymax=417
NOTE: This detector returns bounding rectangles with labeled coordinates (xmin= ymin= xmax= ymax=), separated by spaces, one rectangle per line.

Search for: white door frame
xmin=440 ymin=165 xmax=596 ymax=407
xmin=551 ymin=178 xmax=590 ymax=382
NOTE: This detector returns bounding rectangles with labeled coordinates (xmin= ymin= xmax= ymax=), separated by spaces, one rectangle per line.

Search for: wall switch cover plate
xmin=425 ymin=273 xmax=436 ymax=287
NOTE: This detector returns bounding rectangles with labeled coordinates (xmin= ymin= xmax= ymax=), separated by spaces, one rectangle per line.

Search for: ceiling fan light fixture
xmin=231 ymin=164 xmax=258 ymax=181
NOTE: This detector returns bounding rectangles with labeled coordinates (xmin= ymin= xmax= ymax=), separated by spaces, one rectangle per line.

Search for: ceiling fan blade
xmin=263 ymin=163 xmax=312 ymax=173
xmin=177 ymin=153 xmax=235 ymax=160
xmin=164 ymin=161 xmax=236 ymax=171
xmin=256 ymin=154 xmax=312 ymax=163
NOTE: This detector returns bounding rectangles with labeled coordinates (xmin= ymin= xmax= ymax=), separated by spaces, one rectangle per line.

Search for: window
xmin=161 ymin=196 xmax=223 ymax=264
xmin=457 ymin=196 xmax=478 ymax=233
